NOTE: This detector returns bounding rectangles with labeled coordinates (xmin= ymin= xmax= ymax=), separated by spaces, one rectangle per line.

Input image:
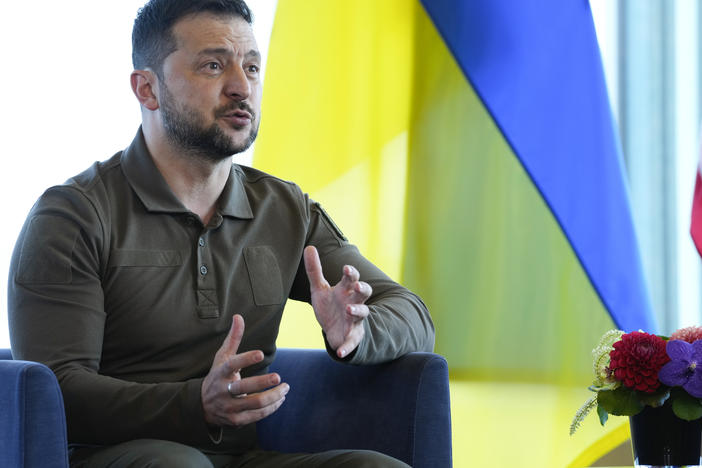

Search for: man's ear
xmin=130 ymin=69 xmax=159 ymax=111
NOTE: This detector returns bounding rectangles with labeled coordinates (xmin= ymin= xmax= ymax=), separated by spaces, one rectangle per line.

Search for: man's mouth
xmin=222 ymin=110 xmax=252 ymax=127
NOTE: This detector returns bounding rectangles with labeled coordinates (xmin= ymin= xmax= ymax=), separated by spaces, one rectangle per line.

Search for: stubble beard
xmin=159 ymin=82 xmax=259 ymax=162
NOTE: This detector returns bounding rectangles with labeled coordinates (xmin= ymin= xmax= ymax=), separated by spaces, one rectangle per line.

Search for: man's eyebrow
xmin=245 ymin=50 xmax=261 ymax=60
xmin=198 ymin=47 xmax=231 ymax=56
xmin=198 ymin=48 xmax=261 ymax=61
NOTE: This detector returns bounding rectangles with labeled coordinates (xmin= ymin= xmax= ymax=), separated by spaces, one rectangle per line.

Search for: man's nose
xmin=224 ymin=65 xmax=251 ymax=100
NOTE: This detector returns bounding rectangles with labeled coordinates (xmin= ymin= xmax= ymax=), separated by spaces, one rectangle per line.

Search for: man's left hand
xmin=303 ymin=245 xmax=371 ymax=359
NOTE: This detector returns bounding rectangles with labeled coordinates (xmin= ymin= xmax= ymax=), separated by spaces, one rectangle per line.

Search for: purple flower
xmin=659 ymin=340 xmax=702 ymax=397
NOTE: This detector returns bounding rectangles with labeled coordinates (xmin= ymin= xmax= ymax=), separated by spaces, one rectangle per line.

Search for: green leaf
xmin=597 ymin=404 xmax=609 ymax=426
xmin=589 ymin=380 xmax=620 ymax=392
xmin=671 ymin=391 xmax=702 ymax=421
xmin=639 ymin=387 xmax=670 ymax=408
xmin=597 ymin=387 xmax=644 ymax=416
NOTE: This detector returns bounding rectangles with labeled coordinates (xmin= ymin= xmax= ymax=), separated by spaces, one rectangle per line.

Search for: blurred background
xmin=2 ymin=1 xmax=701 ymax=466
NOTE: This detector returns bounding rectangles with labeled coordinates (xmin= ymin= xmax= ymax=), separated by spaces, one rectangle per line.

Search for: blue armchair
xmin=0 ymin=348 xmax=69 ymax=468
xmin=0 ymin=348 xmax=451 ymax=467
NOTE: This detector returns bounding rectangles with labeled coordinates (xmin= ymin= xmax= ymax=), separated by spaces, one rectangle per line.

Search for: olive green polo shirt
xmin=8 ymin=128 xmax=434 ymax=453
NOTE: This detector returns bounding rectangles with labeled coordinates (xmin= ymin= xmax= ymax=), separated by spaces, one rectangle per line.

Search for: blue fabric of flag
xmin=419 ymin=0 xmax=656 ymax=332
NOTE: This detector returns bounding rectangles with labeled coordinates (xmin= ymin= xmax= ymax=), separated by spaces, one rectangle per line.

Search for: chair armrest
xmin=0 ymin=355 xmax=69 ymax=468
xmin=256 ymin=349 xmax=452 ymax=468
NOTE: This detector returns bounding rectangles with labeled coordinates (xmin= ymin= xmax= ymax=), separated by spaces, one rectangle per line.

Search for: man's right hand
xmin=201 ymin=314 xmax=289 ymax=427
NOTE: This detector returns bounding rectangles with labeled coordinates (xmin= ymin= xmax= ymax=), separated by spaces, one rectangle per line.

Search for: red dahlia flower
xmin=608 ymin=331 xmax=669 ymax=393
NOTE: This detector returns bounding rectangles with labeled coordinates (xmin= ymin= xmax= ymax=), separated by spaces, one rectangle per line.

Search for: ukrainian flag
xmin=254 ymin=1 xmax=656 ymax=466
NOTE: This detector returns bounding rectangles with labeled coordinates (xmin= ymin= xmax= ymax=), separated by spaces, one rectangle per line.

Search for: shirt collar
xmin=120 ymin=127 xmax=254 ymax=219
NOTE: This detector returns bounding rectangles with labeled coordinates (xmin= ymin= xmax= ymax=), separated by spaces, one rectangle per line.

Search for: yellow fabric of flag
xmin=254 ymin=1 xmax=626 ymax=466
xmin=255 ymin=0 xmax=412 ymax=278
xmin=254 ymin=0 xmax=415 ymax=348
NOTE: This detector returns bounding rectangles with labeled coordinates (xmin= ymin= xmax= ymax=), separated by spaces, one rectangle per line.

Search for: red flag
xmin=692 ymin=165 xmax=702 ymax=256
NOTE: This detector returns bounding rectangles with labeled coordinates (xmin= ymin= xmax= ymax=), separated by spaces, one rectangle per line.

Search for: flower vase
xmin=629 ymin=403 xmax=702 ymax=467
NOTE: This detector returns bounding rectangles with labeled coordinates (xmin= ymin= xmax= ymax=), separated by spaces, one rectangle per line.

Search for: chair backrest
xmin=257 ymin=349 xmax=452 ymax=468
xmin=0 ymin=349 xmax=70 ymax=468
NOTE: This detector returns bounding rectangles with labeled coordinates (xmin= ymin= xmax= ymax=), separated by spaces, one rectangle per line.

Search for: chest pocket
xmin=108 ymin=249 xmax=183 ymax=267
xmin=243 ymin=246 xmax=284 ymax=306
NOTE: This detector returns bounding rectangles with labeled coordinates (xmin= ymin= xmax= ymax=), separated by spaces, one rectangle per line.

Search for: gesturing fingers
xmin=351 ymin=280 xmax=372 ymax=303
xmin=303 ymin=246 xmax=372 ymax=358
xmin=336 ymin=318 xmax=367 ymax=359
xmin=214 ymin=349 xmax=264 ymax=381
xmin=205 ymin=369 xmax=290 ymax=427
xmin=339 ymin=264 xmax=360 ymax=289
xmin=346 ymin=304 xmax=370 ymax=320
xmin=225 ymin=373 xmax=282 ymax=398
xmin=304 ymin=246 xmax=329 ymax=291
xmin=220 ymin=314 xmax=245 ymax=357
xmin=221 ymin=382 xmax=290 ymax=427
xmin=337 ymin=266 xmax=371 ymax=302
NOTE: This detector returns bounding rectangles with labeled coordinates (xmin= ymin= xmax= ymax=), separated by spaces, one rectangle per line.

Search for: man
xmin=8 ymin=0 xmax=434 ymax=466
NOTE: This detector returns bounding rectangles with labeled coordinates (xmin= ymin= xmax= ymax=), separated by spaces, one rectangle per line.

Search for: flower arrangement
xmin=570 ymin=326 xmax=702 ymax=435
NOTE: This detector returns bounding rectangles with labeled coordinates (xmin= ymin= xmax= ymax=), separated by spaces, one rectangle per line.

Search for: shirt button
xmin=198 ymin=237 xmax=205 ymax=247
xmin=200 ymin=265 xmax=208 ymax=276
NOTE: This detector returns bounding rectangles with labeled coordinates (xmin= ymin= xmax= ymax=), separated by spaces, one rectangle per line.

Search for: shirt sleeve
xmin=289 ymin=197 xmax=435 ymax=365
xmin=7 ymin=186 xmax=228 ymax=449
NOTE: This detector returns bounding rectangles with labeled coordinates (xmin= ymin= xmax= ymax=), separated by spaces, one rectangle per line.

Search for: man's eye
xmin=247 ymin=65 xmax=260 ymax=73
xmin=205 ymin=62 xmax=221 ymax=71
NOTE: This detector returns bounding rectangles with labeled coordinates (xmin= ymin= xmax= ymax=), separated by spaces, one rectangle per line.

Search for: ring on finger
xmin=227 ymin=381 xmax=248 ymax=398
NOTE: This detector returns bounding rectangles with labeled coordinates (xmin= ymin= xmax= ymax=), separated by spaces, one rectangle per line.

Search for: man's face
xmin=157 ymin=13 xmax=262 ymax=159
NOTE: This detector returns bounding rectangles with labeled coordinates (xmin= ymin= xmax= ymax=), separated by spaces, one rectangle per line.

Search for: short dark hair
xmin=132 ymin=0 xmax=253 ymax=76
